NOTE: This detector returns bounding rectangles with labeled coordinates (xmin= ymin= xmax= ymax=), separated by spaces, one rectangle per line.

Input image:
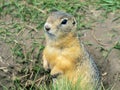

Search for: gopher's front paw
xmin=51 ymin=73 xmax=62 ymax=85
xmin=50 ymin=67 xmax=63 ymax=78
xmin=43 ymin=55 xmax=50 ymax=71
xmin=51 ymin=73 xmax=62 ymax=78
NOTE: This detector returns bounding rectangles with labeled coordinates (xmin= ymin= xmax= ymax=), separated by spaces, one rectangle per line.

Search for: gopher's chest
xmin=43 ymin=45 xmax=81 ymax=66
xmin=43 ymin=46 xmax=61 ymax=65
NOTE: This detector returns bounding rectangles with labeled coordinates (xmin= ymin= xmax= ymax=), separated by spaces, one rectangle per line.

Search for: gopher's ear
xmin=48 ymin=9 xmax=58 ymax=16
xmin=50 ymin=9 xmax=58 ymax=13
xmin=72 ymin=18 xmax=77 ymax=26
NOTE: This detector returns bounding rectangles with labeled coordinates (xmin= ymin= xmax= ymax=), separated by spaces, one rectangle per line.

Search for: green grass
xmin=114 ymin=41 xmax=120 ymax=50
xmin=0 ymin=0 xmax=91 ymax=89
xmin=38 ymin=77 xmax=97 ymax=90
xmin=0 ymin=0 xmax=120 ymax=90
xmin=97 ymin=0 xmax=120 ymax=13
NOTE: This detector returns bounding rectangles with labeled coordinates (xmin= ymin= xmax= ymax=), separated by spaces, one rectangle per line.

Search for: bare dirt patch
xmin=0 ymin=8 xmax=120 ymax=90
xmin=81 ymin=12 xmax=120 ymax=90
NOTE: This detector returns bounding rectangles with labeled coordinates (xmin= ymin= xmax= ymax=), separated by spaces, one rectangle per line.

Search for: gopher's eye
xmin=72 ymin=21 xmax=76 ymax=25
xmin=61 ymin=19 xmax=68 ymax=25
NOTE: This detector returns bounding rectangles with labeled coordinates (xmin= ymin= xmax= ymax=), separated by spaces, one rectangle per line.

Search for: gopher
xmin=42 ymin=11 xmax=100 ymax=90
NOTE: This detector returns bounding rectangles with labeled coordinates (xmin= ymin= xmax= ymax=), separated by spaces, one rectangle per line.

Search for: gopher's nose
xmin=44 ymin=25 xmax=51 ymax=31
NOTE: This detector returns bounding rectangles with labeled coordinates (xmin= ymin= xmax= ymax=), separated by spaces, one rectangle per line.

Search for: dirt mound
xmin=81 ymin=13 xmax=120 ymax=90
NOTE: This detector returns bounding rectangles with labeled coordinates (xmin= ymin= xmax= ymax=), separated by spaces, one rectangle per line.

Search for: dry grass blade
xmin=91 ymin=29 xmax=109 ymax=46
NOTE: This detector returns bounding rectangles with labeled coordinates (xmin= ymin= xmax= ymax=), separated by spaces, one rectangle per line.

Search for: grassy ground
xmin=0 ymin=0 xmax=120 ymax=90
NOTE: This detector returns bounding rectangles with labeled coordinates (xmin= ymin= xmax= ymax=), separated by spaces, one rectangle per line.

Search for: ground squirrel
xmin=42 ymin=11 xmax=100 ymax=90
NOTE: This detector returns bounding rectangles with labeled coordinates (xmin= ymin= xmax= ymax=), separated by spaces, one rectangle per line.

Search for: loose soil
xmin=0 ymin=10 xmax=120 ymax=90
xmin=81 ymin=12 xmax=120 ymax=90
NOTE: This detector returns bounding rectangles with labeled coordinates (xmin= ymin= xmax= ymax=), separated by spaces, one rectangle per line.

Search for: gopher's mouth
xmin=46 ymin=31 xmax=54 ymax=36
xmin=46 ymin=31 xmax=56 ymax=39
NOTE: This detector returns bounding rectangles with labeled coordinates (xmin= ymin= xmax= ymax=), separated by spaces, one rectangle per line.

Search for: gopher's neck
xmin=46 ymin=32 xmax=79 ymax=48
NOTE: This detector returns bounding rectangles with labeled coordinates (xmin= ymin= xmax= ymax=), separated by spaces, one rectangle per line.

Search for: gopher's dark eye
xmin=61 ymin=19 xmax=68 ymax=25
xmin=72 ymin=21 xmax=76 ymax=25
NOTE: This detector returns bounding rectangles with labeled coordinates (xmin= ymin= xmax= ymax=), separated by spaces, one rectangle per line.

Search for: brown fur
xmin=43 ymin=11 xmax=100 ymax=90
